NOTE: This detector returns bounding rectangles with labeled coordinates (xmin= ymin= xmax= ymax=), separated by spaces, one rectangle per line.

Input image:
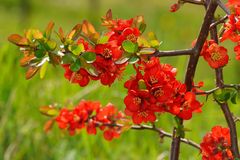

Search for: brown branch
xmin=170 ymin=1 xmax=218 ymax=159
xmin=182 ymin=0 xmax=205 ymax=5
xmin=153 ymin=48 xmax=193 ymax=57
xmin=210 ymin=15 xmax=240 ymax=157
xmin=215 ymin=69 xmax=240 ymax=158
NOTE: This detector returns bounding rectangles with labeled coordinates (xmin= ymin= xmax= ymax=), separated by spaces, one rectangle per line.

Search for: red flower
xmin=93 ymin=56 xmax=126 ymax=86
xmin=177 ymin=92 xmax=202 ymax=120
xmin=103 ymin=129 xmax=120 ymax=141
xmin=200 ymin=126 xmax=233 ymax=160
xmin=62 ymin=64 xmax=91 ymax=87
xmin=170 ymin=3 xmax=180 ymax=12
xmin=221 ymin=15 xmax=240 ymax=42
xmin=102 ymin=17 xmax=134 ymax=32
xmin=118 ymin=27 xmax=140 ymax=45
xmin=95 ymin=42 xmax=122 ymax=60
xmin=203 ymin=43 xmax=229 ymax=69
xmin=234 ymin=44 xmax=240 ymax=60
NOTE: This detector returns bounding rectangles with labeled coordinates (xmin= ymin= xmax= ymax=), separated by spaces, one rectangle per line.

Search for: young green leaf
xmin=122 ymin=40 xmax=138 ymax=53
xmin=128 ymin=56 xmax=139 ymax=64
xmin=137 ymin=48 xmax=156 ymax=55
xmin=40 ymin=61 xmax=48 ymax=79
xmin=70 ymin=59 xmax=81 ymax=72
xmin=69 ymin=44 xmax=84 ymax=56
xmin=82 ymin=52 xmax=96 ymax=63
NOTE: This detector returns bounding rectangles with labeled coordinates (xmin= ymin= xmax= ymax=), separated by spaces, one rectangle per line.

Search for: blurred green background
xmin=0 ymin=0 xmax=239 ymax=159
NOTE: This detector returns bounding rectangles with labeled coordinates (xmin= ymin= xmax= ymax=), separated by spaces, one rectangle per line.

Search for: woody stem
xmin=169 ymin=0 xmax=218 ymax=159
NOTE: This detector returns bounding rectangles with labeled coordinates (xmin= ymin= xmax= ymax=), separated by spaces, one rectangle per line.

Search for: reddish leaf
xmin=25 ymin=66 xmax=39 ymax=79
xmin=45 ymin=21 xmax=55 ymax=38
xmin=8 ymin=34 xmax=28 ymax=46
xmin=58 ymin=27 xmax=65 ymax=42
xmin=44 ymin=119 xmax=55 ymax=133
xmin=106 ymin=9 xmax=112 ymax=20
xmin=20 ymin=54 xmax=35 ymax=67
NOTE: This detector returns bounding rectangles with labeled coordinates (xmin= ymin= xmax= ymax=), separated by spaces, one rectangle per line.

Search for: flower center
xmin=133 ymin=97 xmax=142 ymax=105
xmin=74 ymin=73 xmax=83 ymax=80
xmin=126 ymin=33 xmax=137 ymax=42
xmin=150 ymin=76 xmax=158 ymax=84
xmin=139 ymin=111 xmax=148 ymax=118
xmin=153 ymin=88 xmax=164 ymax=97
xmin=103 ymin=48 xmax=112 ymax=59
xmin=211 ymin=52 xmax=222 ymax=61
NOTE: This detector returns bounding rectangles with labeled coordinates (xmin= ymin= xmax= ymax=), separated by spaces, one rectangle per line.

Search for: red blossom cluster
xmin=124 ymin=57 xmax=202 ymax=124
xmin=63 ymin=14 xmax=144 ymax=86
xmin=197 ymin=40 xmax=229 ymax=69
xmin=221 ymin=0 xmax=240 ymax=59
xmin=55 ymin=100 xmax=124 ymax=141
xmin=200 ymin=126 xmax=233 ymax=160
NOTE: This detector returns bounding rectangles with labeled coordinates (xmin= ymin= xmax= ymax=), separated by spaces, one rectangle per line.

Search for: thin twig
xmin=210 ymin=15 xmax=228 ymax=29
xmin=115 ymin=124 xmax=201 ymax=150
xmin=217 ymin=0 xmax=231 ymax=15
xmin=195 ymin=87 xmax=219 ymax=95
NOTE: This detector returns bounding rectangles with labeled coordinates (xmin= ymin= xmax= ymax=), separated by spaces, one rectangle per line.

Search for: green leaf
xmin=70 ymin=59 xmax=81 ymax=72
xmin=139 ymin=23 xmax=146 ymax=34
xmin=62 ymin=54 xmax=75 ymax=64
xmin=46 ymin=40 xmax=57 ymax=51
xmin=137 ymin=48 xmax=156 ymax=55
xmin=213 ymin=89 xmax=232 ymax=103
xmin=122 ymin=40 xmax=138 ymax=53
xmin=231 ymin=91 xmax=238 ymax=104
xmin=98 ymin=35 xmax=109 ymax=44
xmin=40 ymin=61 xmax=48 ymax=79
xmin=69 ymin=44 xmax=84 ymax=56
xmin=85 ymin=64 xmax=99 ymax=77
xmin=128 ymin=56 xmax=139 ymax=64
xmin=150 ymin=40 xmax=161 ymax=48
xmin=39 ymin=105 xmax=59 ymax=117
xmin=148 ymin=32 xmax=158 ymax=40
xmin=35 ymin=49 xmax=46 ymax=58
xmin=82 ymin=52 xmax=96 ymax=63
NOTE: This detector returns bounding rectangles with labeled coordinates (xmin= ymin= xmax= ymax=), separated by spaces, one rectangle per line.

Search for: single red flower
xmin=203 ymin=43 xmax=229 ymax=69
xmin=62 ymin=64 xmax=91 ymax=87
xmin=200 ymin=126 xmax=233 ymax=160
xmin=116 ymin=27 xmax=140 ymax=45
xmin=177 ymin=92 xmax=202 ymax=120
xmin=95 ymin=42 xmax=122 ymax=60
xmin=169 ymin=3 xmax=180 ymax=12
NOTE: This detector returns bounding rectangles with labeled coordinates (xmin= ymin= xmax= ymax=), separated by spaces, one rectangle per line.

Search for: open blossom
xmin=196 ymin=40 xmax=229 ymax=69
xmin=204 ymin=43 xmax=229 ymax=69
xmin=62 ymin=64 xmax=91 ymax=87
xmin=200 ymin=126 xmax=233 ymax=160
xmin=55 ymin=100 xmax=125 ymax=141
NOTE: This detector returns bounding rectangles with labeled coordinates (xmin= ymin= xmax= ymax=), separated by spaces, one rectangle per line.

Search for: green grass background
xmin=0 ymin=0 xmax=239 ymax=159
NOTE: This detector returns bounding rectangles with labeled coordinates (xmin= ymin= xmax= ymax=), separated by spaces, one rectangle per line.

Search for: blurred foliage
xmin=0 ymin=0 xmax=239 ymax=160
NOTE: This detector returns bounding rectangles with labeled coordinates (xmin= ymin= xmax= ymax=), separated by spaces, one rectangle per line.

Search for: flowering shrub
xmin=8 ymin=0 xmax=240 ymax=159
